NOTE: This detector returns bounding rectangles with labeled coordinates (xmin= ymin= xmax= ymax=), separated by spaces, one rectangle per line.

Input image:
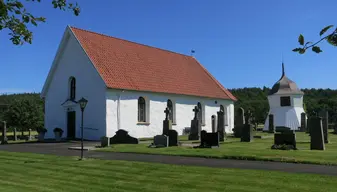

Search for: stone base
xmin=163 ymin=120 xmax=172 ymax=136
xmin=189 ymin=119 xmax=200 ymax=140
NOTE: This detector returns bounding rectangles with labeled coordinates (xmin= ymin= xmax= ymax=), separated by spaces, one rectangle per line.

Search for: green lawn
xmin=99 ymin=132 xmax=337 ymax=165
xmin=0 ymin=151 xmax=336 ymax=192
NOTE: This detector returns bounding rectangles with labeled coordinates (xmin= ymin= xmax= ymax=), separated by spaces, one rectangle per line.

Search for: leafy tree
xmin=3 ymin=96 xmax=43 ymax=134
xmin=0 ymin=0 xmax=80 ymax=45
xmin=293 ymin=25 xmax=337 ymax=54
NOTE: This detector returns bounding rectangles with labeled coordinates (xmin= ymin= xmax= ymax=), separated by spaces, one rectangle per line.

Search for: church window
xmin=280 ymin=96 xmax=291 ymax=107
xmin=138 ymin=97 xmax=146 ymax=122
xmin=69 ymin=77 xmax=76 ymax=100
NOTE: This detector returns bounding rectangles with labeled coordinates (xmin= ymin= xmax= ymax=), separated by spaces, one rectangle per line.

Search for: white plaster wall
xmin=264 ymin=94 xmax=305 ymax=131
xmin=43 ymin=30 xmax=106 ymax=140
xmin=106 ymin=89 xmax=234 ymax=138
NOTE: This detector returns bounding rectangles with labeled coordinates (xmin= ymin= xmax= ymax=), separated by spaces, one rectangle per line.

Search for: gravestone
xmin=13 ymin=128 xmax=17 ymax=141
xmin=268 ymin=114 xmax=275 ymax=133
xmin=163 ymin=107 xmax=172 ymax=136
xmin=100 ymin=136 xmax=110 ymax=147
xmin=334 ymin=124 xmax=337 ymax=134
xmin=319 ymin=110 xmax=329 ymax=143
xmin=198 ymin=130 xmax=219 ymax=148
xmin=217 ymin=110 xmax=225 ymax=141
xmin=211 ymin=115 xmax=217 ymax=133
xmin=235 ymin=107 xmax=245 ymax=125
xmin=189 ymin=106 xmax=201 ymax=140
xmin=153 ymin=135 xmax=168 ymax=147
xmin=272 ymin=127 xmax=297 ymax=150
xmin=241 ymin=122 xmax=253 ymax=142
xmin=310 ymin=117 xmax=325 ymax=150
xmin=110 ymin=129 xmax=139 ymax=144
xmin=168 ymin=130 xmax=178 ymax=146
xmin=300 ymin=113 xmax=307 ymax=132
xmin=27 ymin=129 xmax=33 ymax=141
xmin=1 ymin=121 xmax=8 ymax=144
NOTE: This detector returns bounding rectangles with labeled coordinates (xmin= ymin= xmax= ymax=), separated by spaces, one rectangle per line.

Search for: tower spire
xmin=282 ymin=62 xmax=285 ymax=76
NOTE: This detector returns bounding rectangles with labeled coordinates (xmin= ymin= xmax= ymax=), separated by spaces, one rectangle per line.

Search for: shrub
xmin=37 ymin=127 xmax=48 ymax=133
xmin=53 ymin=127 xmax=64 ymax=133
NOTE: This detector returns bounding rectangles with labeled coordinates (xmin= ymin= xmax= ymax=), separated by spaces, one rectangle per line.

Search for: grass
xmin=0 ymin=151 xmax=336 ymax=192
xmin=99 ymin=132 xmax=337 ymax=165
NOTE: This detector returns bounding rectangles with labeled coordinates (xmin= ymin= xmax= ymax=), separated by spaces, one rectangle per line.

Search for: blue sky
xmin=1 ymin=0 xmax=336 ymax=94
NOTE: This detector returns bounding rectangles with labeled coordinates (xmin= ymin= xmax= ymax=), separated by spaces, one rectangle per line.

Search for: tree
xmin=3 ymin=97 xmax=43 ymax=134
xmin=293 ymin=25 xmax=337 ymax=54
xmin=0 ymin=0 xmax=80 ymax=45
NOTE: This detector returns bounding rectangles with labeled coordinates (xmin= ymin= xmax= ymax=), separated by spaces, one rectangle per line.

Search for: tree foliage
xmin=293 ymin=25 xmax=337 ymax=54
xmin=0 ymin=0 xmax=80 ymax=45
xmin=0 ymin=93 xmax=43 ymax=132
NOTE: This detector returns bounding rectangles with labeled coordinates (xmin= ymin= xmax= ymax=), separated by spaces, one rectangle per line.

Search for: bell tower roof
xmin=268 ymin=63 xmax=304 ymax=95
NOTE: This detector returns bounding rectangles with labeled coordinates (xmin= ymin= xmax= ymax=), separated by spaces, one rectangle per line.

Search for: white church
xmin=41 ymin=26 xmax=237 ymax=140
xmin=264 ymin=63 xmax=305 ymax=131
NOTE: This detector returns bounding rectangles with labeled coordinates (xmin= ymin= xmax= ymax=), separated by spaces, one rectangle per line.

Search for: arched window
xmin=138 ymin=97 xmax=146 ymax=122
xmin=197 ymin=102 xmax=203 ymax=123
xmin=69 ymin=77 xmax=76 ymax=100
xmin=167 ymin=99 xmax=173 ymax=121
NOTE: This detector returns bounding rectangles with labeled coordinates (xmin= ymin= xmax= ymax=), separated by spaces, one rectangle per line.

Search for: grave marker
xmin=300 ymin=112 xmax=307 ymax=132
xmin=211 ymin=115 xmax=217 ymax=133
xmin=1 ymin=121 xmax=8 ymax=144
xmin=189 ymin=106 xmax=201 ymax=140
xmin=153 ymin=135 xmax=168 ymax=147
xmin=198 ymin=130 xmax=219 ymax=148
xmin=268 ymin=114 xmax=275 ymax=133
xmin=168 ymin=130 xmax=178 ymax=146
xmin=163 ymin=107 xmax=172 ymax=136
xmin=217 ymin=110 xmax=225 ymax=141
xmin=319 ymin=110 xmax=329 ymax=143
xmin=310 ymin=117 xmax=325 ymax=150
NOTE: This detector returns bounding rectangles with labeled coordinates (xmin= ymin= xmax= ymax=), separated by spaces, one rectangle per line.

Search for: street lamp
xmin=78 ymin=97 xmax=88 ymax=160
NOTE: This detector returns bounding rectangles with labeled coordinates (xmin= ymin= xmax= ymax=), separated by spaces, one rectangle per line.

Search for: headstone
xmin=217 ymin=110 xmax=225 ymax=141
xmin=272 ymin=126 xmax=297 ymax=150
xmin=268 ymin=114 xmax=275 ymax=133
xmin=334 ymin=124 xmax=337 ymax=134
xmin=153 ymin=135 xmax=168 ymax=147
xmin=100 ymin=136 xmax=110 ymax=147
xmin=168 ymin=130 xmax=178 ymax=146
xmin=211 ymin=115 xmax=217 ymax=133
xmin=1 ymin=121 xmax=8 ymax=144
xmin=189 ymin=106 xmax=201 ymax=140
xmin=235 ymin=107 xmax=245 ymax=125
xmin=27 ymin=129 xmax=32 ymax=141
xmin=319 ymin=110 xmax=329 ymax=143
xmin=198 ymin=130 xmax=219 ymax=148
xmin=310 ymin=117 xmax=325 ymax=150
xmin=241 ymin=123 xmax=253 ymax=142
xmin=163 ymin=107 xmax=172 ymax=135
xmin=110 ymin=129 xmax=139 ymax=144
xmin=13 ymin=128 xmax=17 ymax=141
xmin=300 ymin=113 xmax=307 ymax=132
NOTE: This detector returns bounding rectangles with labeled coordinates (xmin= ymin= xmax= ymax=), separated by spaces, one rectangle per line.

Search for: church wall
xmin=106 ymin=89 xmax=234 ymax=138
xmin=43 ymin=29 xmax=106 ymax=140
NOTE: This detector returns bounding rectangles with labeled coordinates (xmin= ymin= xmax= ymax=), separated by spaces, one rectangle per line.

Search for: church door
xmin=67 ymin=111 xmax=76 ymax=139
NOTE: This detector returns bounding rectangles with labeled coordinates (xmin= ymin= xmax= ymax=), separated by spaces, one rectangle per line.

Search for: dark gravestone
xmin=272 ymin=127 xmax=297 ymax=150
xmin=163 ymin=107 xmax=172 ymax=136
xmin=189 ymin=106 xmax=201 ymax=140
xmin=153 ymin=135 xmax=168 ymax=147
xmin=217 ymin=110 xmax=225 ymax=141
xmin=1 ymin=121 xmax=8 ymax=144
xmin=268 ymin=114 xmax=275 ymax=133
xmin=100 ymin=136 xmax=110 ymax=147
xmin=198 ymin=130 xmax=219 ymax=148
xmin=310 ymin=117 xmax=325 ymax=150
xmin=334 ymin=124 xmax=337 ymax=134
xmin=168 ymin=130 xmax=178 ymax=146
xmin=319 ymin=110 xmax=329 ymax=143
xmin=211 ymin=115 xmax=217 ymax=133
xmin=110 ymin=129 xmax=139 ymax=144
xmin=300 ymin=113 xmax=307 ymax=132
xmin=241 ymin=123 xmax=253 ymax=142
xmin=235 ymin=107 xmax=245 ymax=125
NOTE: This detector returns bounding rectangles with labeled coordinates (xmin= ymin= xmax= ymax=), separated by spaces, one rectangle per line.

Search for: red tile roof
xmin=70 ymin=27 xmax=237 ymax=101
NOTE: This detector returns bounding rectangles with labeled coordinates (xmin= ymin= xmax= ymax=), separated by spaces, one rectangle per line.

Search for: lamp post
xmin=78 ymin=97 xmax=88 ymax=160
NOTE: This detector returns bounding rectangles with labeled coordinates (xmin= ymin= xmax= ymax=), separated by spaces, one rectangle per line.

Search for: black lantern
xmin=78 ymin=97 xmax=88 ymax=112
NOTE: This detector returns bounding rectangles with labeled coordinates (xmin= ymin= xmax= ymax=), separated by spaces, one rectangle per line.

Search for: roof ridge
xmin=191 ymin=57 xmax=237 ymax=101
xmin=69 ymin=26 xmax=192 ymax=58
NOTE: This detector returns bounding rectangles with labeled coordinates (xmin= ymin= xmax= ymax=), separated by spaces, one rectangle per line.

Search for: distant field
xmin=100 ymin=132 xmax=337 ymax=165
xmin=0 ymin=151 xmax=336 ymax=192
